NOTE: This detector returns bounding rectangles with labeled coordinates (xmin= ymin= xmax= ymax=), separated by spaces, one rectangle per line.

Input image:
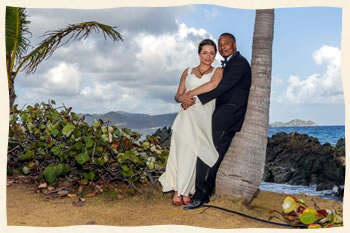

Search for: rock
xmin=67 ymin=193 xmax=77 ymax=198
xmin=264 ymin=132 xmax=345 ymax=193
xmin=269 ymin=166 xmax=294 ymax=183
xmin=152 ymin=127 xmax=172 ymax=148
xmin=38 ymin=183 xmax=47 ymax=189
xmin=335 ymin=137 xmax=345 ymax=156
xmin=58 ymin=190 xmax=69 ymax=197
xmin=316 ymin=182 xmax=336 ymax=191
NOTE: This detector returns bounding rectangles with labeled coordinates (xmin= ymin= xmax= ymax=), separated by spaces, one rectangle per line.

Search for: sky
xmin=13 ymin=5 xmax=343 ymax=125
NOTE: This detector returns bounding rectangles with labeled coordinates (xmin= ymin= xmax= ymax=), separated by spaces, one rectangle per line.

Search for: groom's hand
xmin=181 ymin=91 xmax=195 ymax=109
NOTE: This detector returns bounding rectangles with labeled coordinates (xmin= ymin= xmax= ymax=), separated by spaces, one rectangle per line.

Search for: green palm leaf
xmin=5 ymin=7 xmax=31 ymax=85
xmin=16 ymin=21 xmax=123 ymax=74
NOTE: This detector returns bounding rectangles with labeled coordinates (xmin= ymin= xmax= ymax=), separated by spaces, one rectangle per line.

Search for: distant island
xmin=269 ymin=119 xmax=318 ymax=127
xmin=84 ymin=111 xmax=177 ymax=129
xmin=83 ymin=111 xmax=318 ymax=129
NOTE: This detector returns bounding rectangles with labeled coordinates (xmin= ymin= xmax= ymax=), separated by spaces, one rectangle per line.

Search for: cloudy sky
xmin=13 ymin=5 xmax=343 ymax=125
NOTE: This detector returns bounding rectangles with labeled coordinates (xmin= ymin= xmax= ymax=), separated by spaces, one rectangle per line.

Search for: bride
xmin=159 ymin=39 xmax=223 ymax=205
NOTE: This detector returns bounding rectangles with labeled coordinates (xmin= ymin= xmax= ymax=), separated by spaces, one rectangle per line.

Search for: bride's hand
xmin=181 ymin=93 xmax=196 ymax=110
xmin=182 ymin=92 xmax=195 ymax=104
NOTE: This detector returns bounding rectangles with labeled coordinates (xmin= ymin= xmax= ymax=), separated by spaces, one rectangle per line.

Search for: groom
xmin=182 ymin=33 xmax=252 ymax=209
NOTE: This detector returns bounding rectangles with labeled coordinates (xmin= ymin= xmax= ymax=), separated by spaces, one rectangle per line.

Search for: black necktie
xmin=221 ymin=57 xmax=228 ymax=68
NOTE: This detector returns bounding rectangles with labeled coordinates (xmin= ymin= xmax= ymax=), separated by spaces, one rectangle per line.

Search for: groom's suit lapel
xmin=223 ymin=51 xmax=240 ymax=71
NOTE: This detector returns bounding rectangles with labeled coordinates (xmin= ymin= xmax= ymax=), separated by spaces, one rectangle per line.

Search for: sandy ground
xmin=6 ymin=184 xmax=343 ymax=229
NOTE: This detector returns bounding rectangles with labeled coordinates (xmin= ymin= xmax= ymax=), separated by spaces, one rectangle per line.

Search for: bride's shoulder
xmin=180 ymin=67 xmax=192 ymax=80
xmin=182 ymin=67 xmax=194 ymax=76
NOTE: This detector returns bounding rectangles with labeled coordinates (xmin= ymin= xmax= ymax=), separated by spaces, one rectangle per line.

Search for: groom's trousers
xmin=193 ymin=130 xmax=236 ymax=202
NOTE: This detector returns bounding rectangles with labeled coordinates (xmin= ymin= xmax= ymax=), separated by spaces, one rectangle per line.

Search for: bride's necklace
xmin=198 ymin=66 xmax=212 ymax=77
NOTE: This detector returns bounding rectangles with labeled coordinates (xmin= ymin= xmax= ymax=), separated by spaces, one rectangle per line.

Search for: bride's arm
xmin=174 ymin=68 xmax=193 ymax=104
xmin=188 ymin=68 xmax=223 ymax=97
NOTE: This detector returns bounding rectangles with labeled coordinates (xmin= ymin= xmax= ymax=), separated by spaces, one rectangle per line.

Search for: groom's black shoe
xmin=183 ymin=198 xmax=209 ymax=210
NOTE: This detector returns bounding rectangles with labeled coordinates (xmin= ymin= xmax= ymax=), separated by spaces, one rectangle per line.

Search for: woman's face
xmin=199 ymin=45 xmax=216 ymax=66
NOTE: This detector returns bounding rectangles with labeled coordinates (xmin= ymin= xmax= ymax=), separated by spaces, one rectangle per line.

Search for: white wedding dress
xmin=159 ymin=67 xmax=219 ymax=196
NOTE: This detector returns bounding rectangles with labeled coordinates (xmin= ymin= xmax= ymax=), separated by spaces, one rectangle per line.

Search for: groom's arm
xmin=197 ymin=58 xmax=251 ymax=105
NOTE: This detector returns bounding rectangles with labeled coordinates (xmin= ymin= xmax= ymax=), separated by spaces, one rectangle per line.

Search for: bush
xmin=8 ymin=100 xmax=168 ymax=189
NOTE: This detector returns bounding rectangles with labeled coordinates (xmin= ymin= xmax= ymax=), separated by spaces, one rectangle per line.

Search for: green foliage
xmin=270 ymin=195 xmax=343 ymax=228
xmin=8 ymin=101 xmax=168 ymax=188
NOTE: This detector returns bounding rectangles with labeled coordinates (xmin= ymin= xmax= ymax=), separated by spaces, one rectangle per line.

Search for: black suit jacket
xmin=197 ymin=51 xmax=251 ymax=137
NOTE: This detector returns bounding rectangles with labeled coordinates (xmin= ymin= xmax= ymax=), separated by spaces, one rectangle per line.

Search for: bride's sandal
xmin=182 ymin=196 xmax=191 ymax=205
xmin=172 ymin=192 xmax=183 ymax=206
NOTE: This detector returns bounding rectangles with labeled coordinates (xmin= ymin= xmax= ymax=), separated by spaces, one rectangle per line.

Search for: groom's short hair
xmin=219 ymin=33 xmax=236 ymax=43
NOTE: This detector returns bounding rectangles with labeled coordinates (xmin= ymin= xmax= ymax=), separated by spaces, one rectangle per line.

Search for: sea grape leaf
xmin=300 ymin=208 xmax=318 ymax=225
xmin=62 ymin=123 xmax=74 ymax=137
xmin=26 ymin=122 xmax=33 ymax=131
xmin=93 ymin=120 xmax=100 ymax=128
xmin=81 ymin=179 xmax=89 ymax=185
xmin=121 ymin=165 xmax=134 ymax=177
xmin=50 ymin=146 xmax=61 ymax=156
xmin=55 ymin=164 xmax=64 ymax=176
xmin=108 ymin=126 xmax=114 ymax=133
xmin=101 ymin=134 xmax=109 ymax=142
xmin=101 ymin=126 xmax=107 ymax=134
xmin=77 ymin=153 xmax=89 ymax=165
xmin=282 ymin=196 xmax=299 ymax=214
xmin=142 ymin=141 xmax=150 ymax=150
xmin=33 ymin=128 xmax=40 ymax=135
xmin=44 ymin=166 xmax=57 ymax=185
xmin=22 ymin=166 xmax=31 ymax=175
xmin=61 ymin=164 xmax=70 ymax=175
xmin=88 ymin=171 xmax=95 ymax=180
xmin=19 ymin=150 xmax=34 ymax=160
xmin=51 ymin=128 xmax=59 ymax=137
xmin=112 ymin=140 xmax=120 ymax=149
xmin=86 ymin=137 xmax=94 ymax=148
xmin=83 ymin=171 xmax=95 ymax=180
xmin=308 ymin=224 xmax=322 ymax=229
xmin=55 ymin=164 xmax=70 ymax=176
xmin=74 ymin=141 xmax=83 ymax=150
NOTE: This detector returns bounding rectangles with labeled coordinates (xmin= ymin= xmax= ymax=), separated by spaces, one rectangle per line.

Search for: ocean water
xmin=135 ymin=125 xmax=345 ymax=145
xmin=133 ymin=125 xmax=345 ymax=201
xmin=259 ymin=182 xmax=343 ymax=202
xmin=268 ymin=125 xmax=345 ymax=145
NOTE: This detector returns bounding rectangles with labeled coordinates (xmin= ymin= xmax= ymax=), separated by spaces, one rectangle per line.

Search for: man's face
xmin=218 ymin=35 xmax=236 ymax=58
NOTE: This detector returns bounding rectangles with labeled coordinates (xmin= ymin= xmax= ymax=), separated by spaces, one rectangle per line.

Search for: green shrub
xmin=8 ymin=101 xmax=168 ymax=188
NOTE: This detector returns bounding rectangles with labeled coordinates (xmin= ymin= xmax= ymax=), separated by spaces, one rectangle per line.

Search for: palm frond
xmin=5 ymin=7 xmax=31 ymax=66
xmin=16 ymin=21 xmax=123 ymax=74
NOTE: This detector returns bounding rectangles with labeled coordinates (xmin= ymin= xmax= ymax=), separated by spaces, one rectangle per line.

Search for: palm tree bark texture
xmin=215 ymin=9 xmax=275 ymax=204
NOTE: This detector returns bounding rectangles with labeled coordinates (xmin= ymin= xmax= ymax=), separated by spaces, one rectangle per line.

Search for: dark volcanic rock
xmin=264 ymin=132 xmax=345 ymax=194
xmin=152 ymin=127 xmax=172 ymax=148
xmin=153 ymin=128 xmax=346 ymax=198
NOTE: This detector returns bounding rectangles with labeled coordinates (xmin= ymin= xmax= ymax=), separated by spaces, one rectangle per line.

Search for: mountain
xmin=269 ymin=119 xmax=318 ymax=127
xmin=84 ymin=111 xmax=318 ymax=129
xmin=84 ymin=111 xmax=177 ymax=129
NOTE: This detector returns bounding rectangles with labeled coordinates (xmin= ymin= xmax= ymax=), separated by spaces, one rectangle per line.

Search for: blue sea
xmin=268 ymin=125 xmax=345 ymax=145
xmin=135 ymin=125 xmax=345 ymax=145
xmin=133 ymin=125 xmax=345 ymax=201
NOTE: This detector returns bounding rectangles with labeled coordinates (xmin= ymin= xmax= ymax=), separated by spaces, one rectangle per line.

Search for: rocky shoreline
xmin=152 ymin=127 xmax=345 ymax=200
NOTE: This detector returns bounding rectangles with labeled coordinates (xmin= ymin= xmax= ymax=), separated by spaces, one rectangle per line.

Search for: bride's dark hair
xmin=198 ymin=39 xmax=217 ymax=54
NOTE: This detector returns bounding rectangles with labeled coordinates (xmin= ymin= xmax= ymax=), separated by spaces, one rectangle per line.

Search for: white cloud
xmin=279 ymin=45 xmax=343 ymax=104
xmin=135 ymin=23 xmax=213 ymax=74
xmin=15 ymin=20 xmax=216 ymax=115
xmin=39 ymin=62 xmax=82 ymax=96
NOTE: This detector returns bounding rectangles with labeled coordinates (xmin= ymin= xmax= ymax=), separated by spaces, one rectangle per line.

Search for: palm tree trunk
xmin=9 ymin=85 xmax=16 ymax=111
xmin=215 ymin=9 xmax=274 ymax=204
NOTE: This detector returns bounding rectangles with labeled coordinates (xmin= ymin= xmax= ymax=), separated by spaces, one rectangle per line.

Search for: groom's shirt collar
xmin=225 ymin=51 xmax=238 ymax=62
